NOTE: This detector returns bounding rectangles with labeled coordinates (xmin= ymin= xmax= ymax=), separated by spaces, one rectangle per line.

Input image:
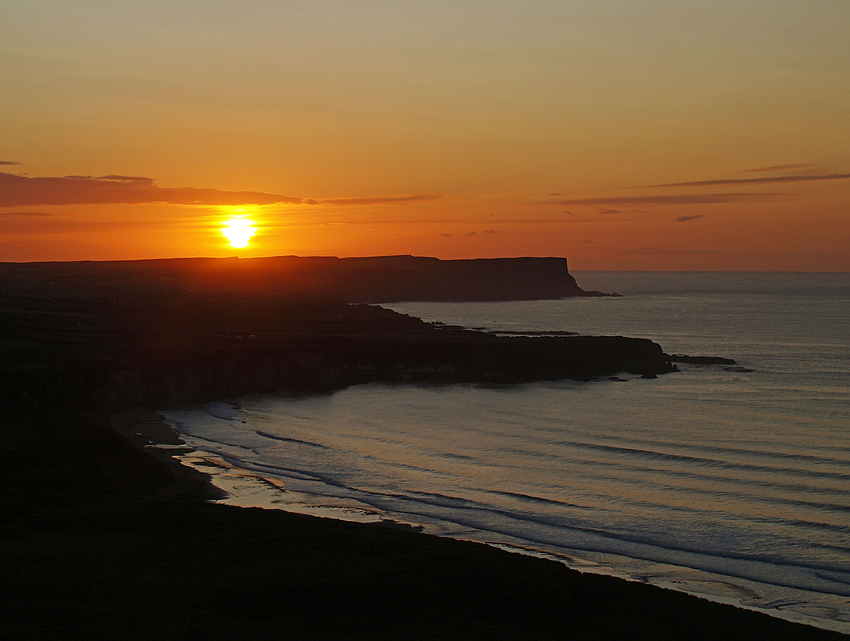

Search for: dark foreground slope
xmin=6 ymin=500 xmax=844 ymax=641
xmin=0 ymin=262 xmax=842 ymax=640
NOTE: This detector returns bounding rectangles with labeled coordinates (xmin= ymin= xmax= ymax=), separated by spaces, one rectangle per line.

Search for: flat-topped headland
xmin=0 ymin=254 xmax=612 ymax=302
xmin=1 ymin=257 xmax=838 ymax=640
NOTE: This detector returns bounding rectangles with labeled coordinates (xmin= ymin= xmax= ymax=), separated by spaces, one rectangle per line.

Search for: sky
xmin=2 ymin=0 xmax=848 ymax=270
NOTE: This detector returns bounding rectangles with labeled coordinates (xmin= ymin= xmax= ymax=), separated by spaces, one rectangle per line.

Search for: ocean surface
xmin=162 ymin=272 xmax=850 ymax=631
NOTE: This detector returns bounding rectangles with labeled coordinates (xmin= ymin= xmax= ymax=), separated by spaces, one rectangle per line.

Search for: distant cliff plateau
xmin=0 ymin=255 xmax=610 ymax=303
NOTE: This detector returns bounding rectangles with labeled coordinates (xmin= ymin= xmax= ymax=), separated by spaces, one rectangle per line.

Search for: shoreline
xmin=111 ymin=409 xmax=228 ymax=502
xmin=4 ymin=263 xmax=845 ymax=639
xmin=114 ymin=400 xmax=850 ymax=636
xmin=6 ymin=407 xmax=843 ymax=640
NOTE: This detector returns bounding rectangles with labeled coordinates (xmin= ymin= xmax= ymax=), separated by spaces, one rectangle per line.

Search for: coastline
xmin=110 ymin=409 xmax=228 ymax=502
xmin=3 ymin=262 xmax=846 ymax=639
xmin=121 ymin=398 xmax=850 ymax=636
xmin=112 ymin=406 xmax=411 ymax=524
xmin=6 ymin=406 xmax=842 ymax=640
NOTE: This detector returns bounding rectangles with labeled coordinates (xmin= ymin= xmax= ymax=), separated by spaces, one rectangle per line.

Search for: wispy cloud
xmin=311 ymin=193 xmax=443 ymax=206
xmin=543 ymin=193 xmax=781 ymax=206
xmin=94 ymin=175 xmax=156 ymax=185
xmin=0 ymin=161 xmax=22 ymax=166
xmin=738 ymin=164 xmax=822 ymax=174
xmin=0 ymin=210 xmax=52 ymax=217
xmin=508 ymin=217 xmax=636 ymax=224
xmin=0 ymin=171 xmax=442 ymax=209
xmin=675 ymin=215 xmax=705 ymax=223
xmin=653 ymin=173 xmax=850 ymax=188
xmin=441 ymin=229 xmax=503 ymax=238
xmin=0 ymin=172 xmax=303 ymax=207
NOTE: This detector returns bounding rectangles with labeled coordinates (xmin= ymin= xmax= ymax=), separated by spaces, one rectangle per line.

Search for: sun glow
xmin=221 ymin=215 xmax=257 ymax=248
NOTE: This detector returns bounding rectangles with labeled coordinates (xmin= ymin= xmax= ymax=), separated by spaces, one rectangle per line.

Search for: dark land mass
xmin=0 ymin=254 xmax=613 ymax=303
xmin=1 ymin=257 xmax=840 ymax=640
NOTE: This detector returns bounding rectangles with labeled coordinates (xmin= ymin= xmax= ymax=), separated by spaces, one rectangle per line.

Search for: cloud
xmin=317 ymin=193 xmax=442 ymax=206
xmin=441 ymin=229 xmax=503 ymax=238
xmin=544 ymin=193 xmax=781 ymax=206
xmin=96 ymin=175 xmax=157 ymax=185
xmin=0 ymin=161 xmax=21 ymax=166
xmin=0 ymin=172 xmax=303 ymax=207
xmin=675 ymin=215 xmax=705 ymax=223
xmin=653 ymin=173 xmax=850 ymax=188
xmin=500 ymin=217 xmax=633 ymax=224
xmin=0 ymin=171 xmax=444 ymax=210
xmin=738 ymin=164 xmax=822 ymax=174
xmin=0 ymin=210 xmax=52 ymax=217
xmin=598 ymin=209 xmax=621 ymax=215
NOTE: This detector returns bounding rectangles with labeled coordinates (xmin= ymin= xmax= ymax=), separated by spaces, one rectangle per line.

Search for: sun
xmin=221 ymin=215 xmax=257 ymax=248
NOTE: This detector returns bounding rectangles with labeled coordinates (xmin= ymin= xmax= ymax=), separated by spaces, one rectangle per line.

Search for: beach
xmin=3 ymin=401 xmax=844 ymax=640
xmin=78 ymin=404 xmax=842 ymax=639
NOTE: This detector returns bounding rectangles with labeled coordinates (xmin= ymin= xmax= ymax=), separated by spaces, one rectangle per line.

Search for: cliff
xmin=0 ymin=255 xmax=606 ymax=303
xmin=232 ymin=255 xmax=596 ymax=302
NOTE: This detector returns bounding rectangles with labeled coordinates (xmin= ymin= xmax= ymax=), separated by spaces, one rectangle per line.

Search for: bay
xmin=164 ymin=272 xmax=850 ymax=632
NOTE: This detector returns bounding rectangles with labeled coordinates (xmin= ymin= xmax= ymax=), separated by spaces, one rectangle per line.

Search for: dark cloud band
xmin=0 ymin=172 xmax=440 ymax=208
xmin=654 ymin=173 xmax=850 ymax=188
xmin=317 ymin=194 xmax=443 ymax=206
xmin=0 ymin=172 xmax=302 ymax=207
xmin=543 ymin=193 xmax=781 ymax=206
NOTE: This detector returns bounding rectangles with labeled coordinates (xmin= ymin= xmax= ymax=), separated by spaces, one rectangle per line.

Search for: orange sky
xmin=2 ymin=2 xmax=848 ymax=270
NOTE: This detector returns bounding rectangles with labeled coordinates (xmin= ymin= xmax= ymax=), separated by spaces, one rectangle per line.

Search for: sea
xmin=161 ymin=272 xmax=850 ymax=632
